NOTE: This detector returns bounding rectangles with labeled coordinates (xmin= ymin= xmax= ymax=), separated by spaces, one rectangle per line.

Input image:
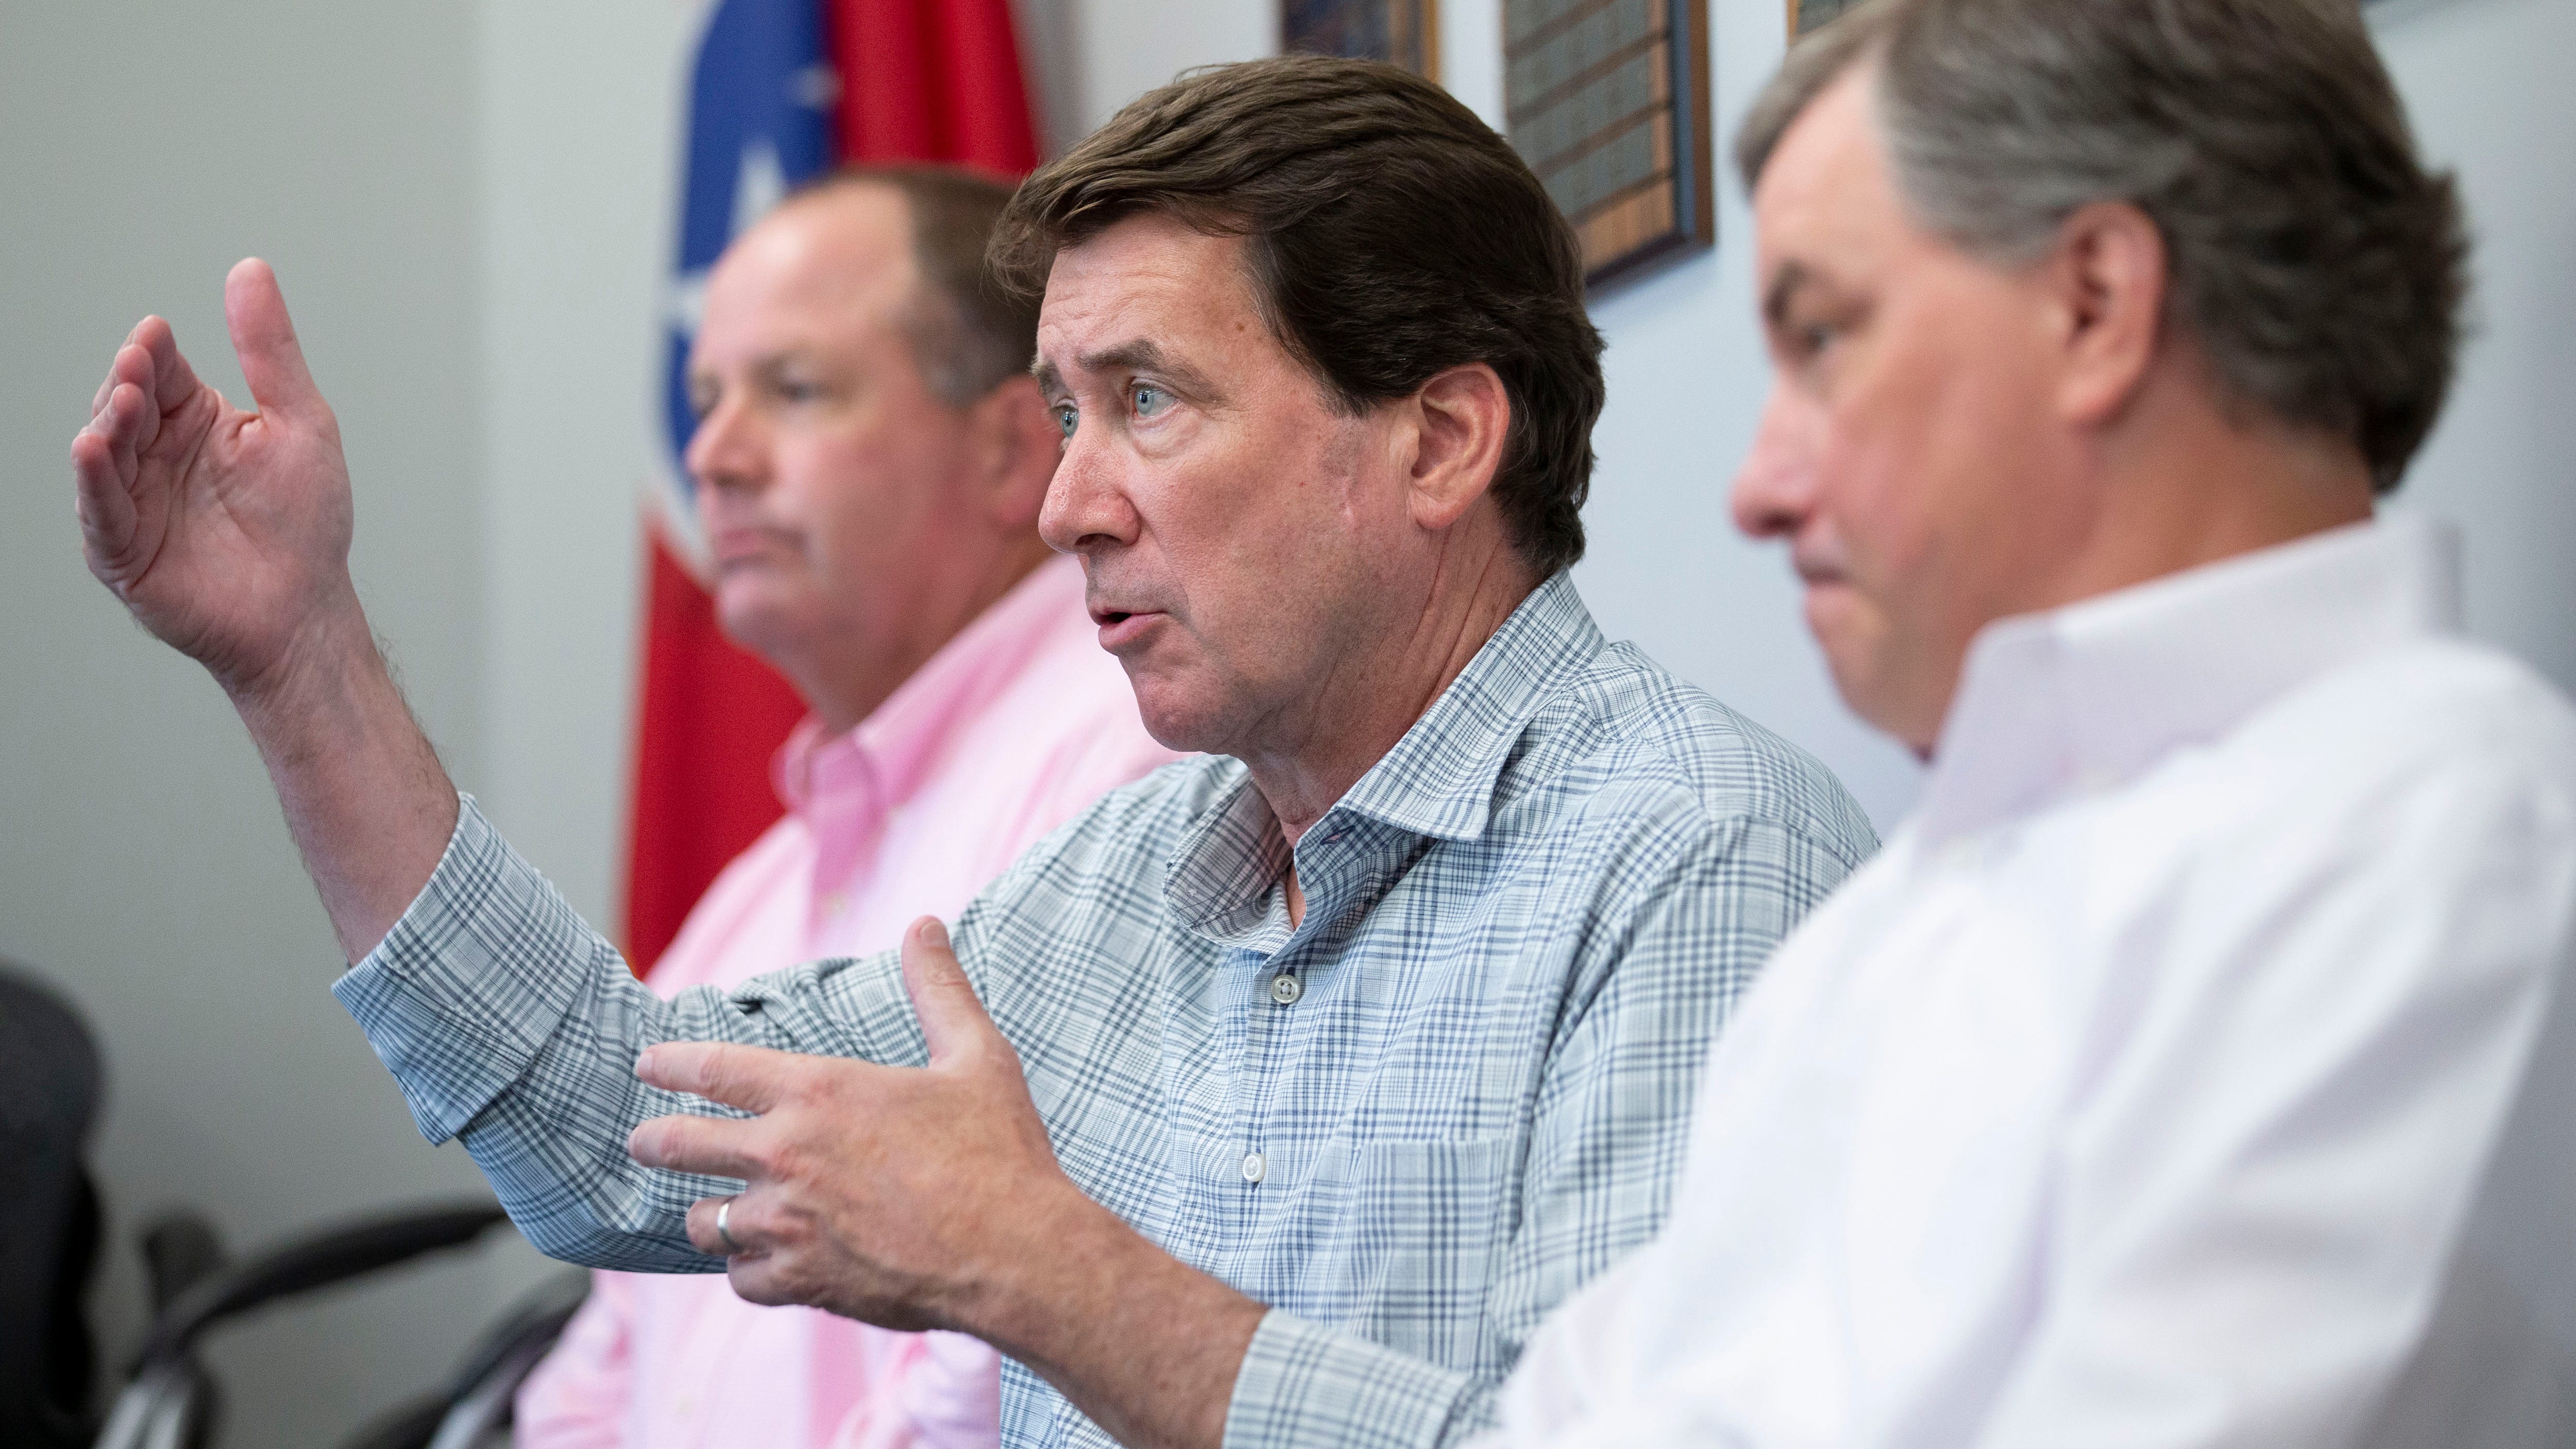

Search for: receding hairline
xmin=723 ymin=181 xmax=924 ymax=299
xmin=1739 ymin=8 xmax=1895 ymax=194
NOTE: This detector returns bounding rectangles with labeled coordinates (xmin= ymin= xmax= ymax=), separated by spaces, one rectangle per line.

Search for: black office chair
xmin=0 ymin=958 xmax=108 ymax=1449
xmin=92 ymin=1201 xmax=585 ymax=1449
xmin=0 ymin=956 xmax=583 ymax=1449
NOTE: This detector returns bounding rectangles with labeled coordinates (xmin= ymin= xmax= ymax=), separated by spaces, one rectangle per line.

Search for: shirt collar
xmin=774 ymin=553 xmax=1092 ymax=819
xmin=1161 ymin=572 xmax=1606 ymax=947
xmin=1918 ymin=516 xmax=2461 ymax=846
xmin=1332 ymin=570 xmax=1607 ymax=842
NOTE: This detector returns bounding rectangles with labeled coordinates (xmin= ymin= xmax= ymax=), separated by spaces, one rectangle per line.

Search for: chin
xmin=1120 ymin=668 xmax=1232 ymax=756
xmin=713 ymin=587 xmax=805 ymax=661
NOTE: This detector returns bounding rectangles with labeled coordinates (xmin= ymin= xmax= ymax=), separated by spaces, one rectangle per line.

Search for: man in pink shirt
xmin=513 ymin=166 xmax=1178 ymax=1449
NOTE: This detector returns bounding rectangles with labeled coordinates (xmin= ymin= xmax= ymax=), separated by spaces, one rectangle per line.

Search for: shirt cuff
xmin=1225 ymin=1308 xmax=1487 ymax=1449
xmin=332 ymin=793 xmax=613 ymax=1145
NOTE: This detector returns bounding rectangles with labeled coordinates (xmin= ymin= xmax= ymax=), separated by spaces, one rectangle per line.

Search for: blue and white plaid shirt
xmin=336 ymin=574 xmax=1876 ymax=1449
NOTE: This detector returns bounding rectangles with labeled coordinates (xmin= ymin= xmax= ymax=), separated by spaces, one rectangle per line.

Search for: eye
xmin=776 ymin=377 xmax=823 ymax=404
xmin=1131 ymin=383 xmax=1173 ymax=419
xmin=1053 ymin=403 xmax=1078 ymax=439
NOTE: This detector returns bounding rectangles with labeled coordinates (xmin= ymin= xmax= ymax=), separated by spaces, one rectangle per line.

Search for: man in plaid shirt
xmin=71 ymin=56 xmax=1873 ymax=1449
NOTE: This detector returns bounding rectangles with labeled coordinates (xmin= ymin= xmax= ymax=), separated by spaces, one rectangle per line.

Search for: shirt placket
xmin=1233 ymin=815 xmax=1374 ymax=1225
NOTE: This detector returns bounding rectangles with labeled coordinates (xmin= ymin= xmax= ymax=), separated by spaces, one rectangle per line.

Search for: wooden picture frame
xmin=1283 ymin=0 xmax=1442 ymax=80
xmin=1503 ymin=0 xmax=1715 ymax=288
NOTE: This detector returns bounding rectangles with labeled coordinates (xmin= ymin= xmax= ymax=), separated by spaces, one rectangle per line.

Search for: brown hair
xmin=1741 ymin=0 xmax=2469 ymax=493
xmin=790 ymin=164 xmax=1039 ymax=406
xmin=992 ymin=54 xmax=1607 ymax=576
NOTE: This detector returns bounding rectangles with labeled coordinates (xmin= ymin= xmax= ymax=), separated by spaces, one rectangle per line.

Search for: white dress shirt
xmin=1484 ymin=518 xmax=2576 ymax=1449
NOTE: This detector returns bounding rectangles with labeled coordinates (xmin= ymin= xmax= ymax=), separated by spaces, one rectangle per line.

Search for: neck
xmin=1911 ymin=376 xmax=2376 ymax=757
xmin=2053 ymin=384 xmax=2376 ymax=611
xmin=1242 ymin=538 xmax=1539 ymax=845
xmin=798 ymin=533 xmax=1057 ymax=735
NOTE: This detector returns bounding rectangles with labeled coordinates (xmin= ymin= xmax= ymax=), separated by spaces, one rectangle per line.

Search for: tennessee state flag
xmin=627 ymin=0 xmax=1041 ymax=970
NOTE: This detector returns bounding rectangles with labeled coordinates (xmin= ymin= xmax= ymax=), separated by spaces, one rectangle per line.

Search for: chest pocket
xmin=1299 ymin=1134 xmax=1520 ymax=1373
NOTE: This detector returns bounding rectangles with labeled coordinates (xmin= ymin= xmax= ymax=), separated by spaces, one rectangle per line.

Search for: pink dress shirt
xmin=515 ymin=554 xmax=1179 ymax=1449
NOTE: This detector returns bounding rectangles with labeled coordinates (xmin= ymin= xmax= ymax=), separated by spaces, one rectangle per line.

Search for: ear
xmin=968 ymin=374 xmax=1061 ymax=531
xmin=2042 ymin=201 xmax=2170 ymax=430
xmin=1403 ymin=362 xmax=1513 ymax=533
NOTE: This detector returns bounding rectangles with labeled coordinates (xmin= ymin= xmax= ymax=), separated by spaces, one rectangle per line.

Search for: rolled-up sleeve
xmin=333 ymin=795 xmax=919 ymax=1271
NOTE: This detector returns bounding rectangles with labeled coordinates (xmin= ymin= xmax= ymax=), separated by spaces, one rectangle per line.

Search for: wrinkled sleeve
xmin=1222 ymin=816 xmax=1862 ymax=1449
xmin=333 ymin=796 xmax=935 ymax=1272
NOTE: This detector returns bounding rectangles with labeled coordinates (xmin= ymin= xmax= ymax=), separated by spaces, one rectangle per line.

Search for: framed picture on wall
xmin=1283 ymin=0 xmax=1441 ymax=80
xmin=1790 ymin=0 xmax=1864 ymax=35
xmin=1503 ymin=0 xmax=1716 ymax=288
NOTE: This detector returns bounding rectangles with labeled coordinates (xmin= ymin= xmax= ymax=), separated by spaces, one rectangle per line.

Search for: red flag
xmin=623 ymin=0 xmax=1042 ymax=970
xmin=830 ymin=0 xmax=1042 ymax=171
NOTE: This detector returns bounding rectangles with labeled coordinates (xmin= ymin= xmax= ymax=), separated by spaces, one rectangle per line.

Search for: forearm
xmin=337 ymin=798 xmax=924 ymax=1269
xmin=964 ymin=1189 xmax=1267 ymax=1449
xmin=226 ymin=595 xmax=457 ymax=963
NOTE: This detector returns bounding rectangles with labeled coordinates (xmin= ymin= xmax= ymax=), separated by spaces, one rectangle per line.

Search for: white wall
xmin=2374 ymin=0 xmax=2576 ymax=695
xmin=474 ymin=0 xmax=701 ymax=934
xmin=0 ymin=3 xmax=541 ymax=1444
xmin=3 ymin=1 xmax=2569 ymax=1441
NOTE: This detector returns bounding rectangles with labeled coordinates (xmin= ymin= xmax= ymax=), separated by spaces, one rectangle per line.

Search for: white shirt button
xmin=1269 ymin=973 xmax=1303 ymax=1005
xmin=1241 ymin=1150 xmax=1267 ymax=1183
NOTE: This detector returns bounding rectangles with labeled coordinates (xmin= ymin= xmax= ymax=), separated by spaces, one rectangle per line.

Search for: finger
xmin=98 ymin=383 xmax=147 ymax=486
xmin=684 ymin=1192 xmax=765 ymax=1259
xmin=133 ymin=315 xmax=206 ymax=416
xmin=626 ymin=1110 xmax=767 ymax=1182
xmin=105 ymin=345 xmax=164 ymax=455
xmin=70 ymin=429 xmax=137 ymax=557
xmin=91 ymin=322 xmax=135 ymax=418
xmin=224 ymin=258 xmax=323 ymax=421
xmin=726 ymin=1255 xmax=798 ymax=1308
xmin=635 ymin=1039 xmax=796 ymax=1113
xmin=899 ymin=917 xmax=1000 ymax=1064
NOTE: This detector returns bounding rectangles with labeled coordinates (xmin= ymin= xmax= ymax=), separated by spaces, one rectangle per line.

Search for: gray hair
xmin=1741 ymin=0 xmax=2469 ymax=493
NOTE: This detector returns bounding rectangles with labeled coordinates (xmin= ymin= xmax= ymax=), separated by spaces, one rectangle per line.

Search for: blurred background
xmin=2 ymin=0 xmax=2568 ymax=1440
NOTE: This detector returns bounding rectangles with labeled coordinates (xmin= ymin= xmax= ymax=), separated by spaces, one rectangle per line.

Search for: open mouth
xmin=1091 ymin=608 xmax=1165 ymax=651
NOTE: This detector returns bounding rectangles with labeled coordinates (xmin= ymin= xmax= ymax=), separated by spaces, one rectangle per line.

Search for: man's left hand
xmin=627 ymin=916 xmax=1080 ymax=1332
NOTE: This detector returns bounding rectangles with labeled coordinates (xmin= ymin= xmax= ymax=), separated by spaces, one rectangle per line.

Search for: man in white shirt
xmin=1485 ymin=2 xmax=2576 ymax=1446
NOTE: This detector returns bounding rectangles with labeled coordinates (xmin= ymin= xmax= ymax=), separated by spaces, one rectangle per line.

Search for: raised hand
xmin=71 ymin=258 xmax=363 ymax=697
xmin=70 ymin=258 xmax=459 ymax=964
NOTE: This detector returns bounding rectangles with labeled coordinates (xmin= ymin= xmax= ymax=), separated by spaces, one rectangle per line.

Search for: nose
xmin=1730 ymin=382 xmax=1822 ymax=542
xmin=1038 ymin=418 xmax=1141 ymax=556
xmin=682 ymin=391 xmax=767 ymax=500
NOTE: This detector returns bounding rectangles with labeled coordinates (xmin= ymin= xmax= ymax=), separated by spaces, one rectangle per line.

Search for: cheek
xmin=800 ymin=437 xmax=945 ymax=561
xmin=1813 ymin=420 xmax=1934 ymax=613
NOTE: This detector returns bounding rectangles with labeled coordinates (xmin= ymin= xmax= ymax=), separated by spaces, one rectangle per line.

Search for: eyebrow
xmin=1762 ymin=261 xmax=1817 ymax=331
xmin=1032 ymin=338 xmax=1224 ymax=403
xmin=688 ymin=347 xmax=816 ymax=387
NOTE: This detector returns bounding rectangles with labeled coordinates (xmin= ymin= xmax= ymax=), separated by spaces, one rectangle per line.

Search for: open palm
xmin=71 ymin=259 xmax=361 ymax=694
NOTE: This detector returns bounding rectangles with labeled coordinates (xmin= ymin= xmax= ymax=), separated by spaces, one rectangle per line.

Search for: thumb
xmin=224 ymin=258 xmax=325 ymax=421
xmin=899 ymin=916 xmax=998 ymax=1064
